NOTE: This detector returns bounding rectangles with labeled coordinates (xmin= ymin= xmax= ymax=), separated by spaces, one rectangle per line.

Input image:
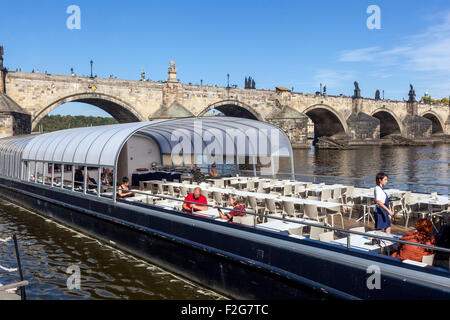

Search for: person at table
xmin=433 ymin=215 xmax=450 ymax=269
xmin=209 ymin=163 xmax=220 ymax=178
xmin=117 ymin=177 xmax=135 ymax=199
xmin=102 ymin=168 xmax=113 ymax=185
xmin=87 ymin=173 xmax=97 ymax=190
xmin=74 ymin=168 xmax=84 ymax=188
xmin=182 ymin=187 xmax=208 ymax=214
xmin=374 ymin=172 xmax=395 ymax=233
xmin=100 ymin=172 xmax=111 ymax=187
xmin=391 ymin=218 xmax=436 ymax=262
xmin=190 ymin=164 xmax=206 ymax=184
xmin=216 ymin=195 xmax=246 ymax=223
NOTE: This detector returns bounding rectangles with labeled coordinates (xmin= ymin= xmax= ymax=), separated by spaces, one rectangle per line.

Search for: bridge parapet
xmin=0 ymin=50 xmax=448 ymax=144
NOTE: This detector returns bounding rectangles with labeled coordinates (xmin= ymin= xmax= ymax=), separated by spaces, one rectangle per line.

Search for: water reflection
xmin=289 ymin=144 xmax=449 ymax=194
xmin=0 ymin=200 xmax=225 ymax=300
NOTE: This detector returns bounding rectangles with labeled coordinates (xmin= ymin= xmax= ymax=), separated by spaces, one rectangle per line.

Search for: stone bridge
xmin=1 ymin=49 xmax=449 ymax=147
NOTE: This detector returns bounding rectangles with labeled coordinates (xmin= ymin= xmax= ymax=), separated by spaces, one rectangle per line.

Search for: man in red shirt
xmin=182 ymin=187 xmax=208 ymax=214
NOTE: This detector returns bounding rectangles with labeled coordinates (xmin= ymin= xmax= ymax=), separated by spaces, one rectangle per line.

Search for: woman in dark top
xmin=374 ymin=172 xmax=395 ymax=233
xmin=117 ymin=177 xmax=135 ymax=199
xmin=74 ymin=168 xmax=84 ymax=188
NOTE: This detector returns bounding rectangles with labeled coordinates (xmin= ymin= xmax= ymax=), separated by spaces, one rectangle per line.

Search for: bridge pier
xmin=402 ymin=100 xmax=432 ymax=140
xmin=0 ymin=47 xmax=31 ymax=139
xmin=266 ymin=104 xmax=310 ymax=149
xmin=0 ymin=93 xmax=32 ymax=139
xmin=446 ymin=106 xmax=450 ymax=135
xmin=346 ymin=97 xmax=380 ymax=142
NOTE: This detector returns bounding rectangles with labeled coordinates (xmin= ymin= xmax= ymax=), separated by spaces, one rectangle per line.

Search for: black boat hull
xmin=1 ymin=177 xmax=449 ymax=300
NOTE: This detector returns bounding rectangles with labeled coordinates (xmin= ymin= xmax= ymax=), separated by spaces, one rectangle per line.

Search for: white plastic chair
xmin=294 ymin=184 xmax=307 ymax=198
xmin=320 ymin=189 xmax=332 ymax=201
xmin=349 ymin=227 xmax=365 ymax=233
xmin=319 ymin=231 xmax=335 ymax=243
xmin=282 ymin=200 xmax=296 ymax=217
xmin=326 ymin=199 xmax=345 ymax=228
xmin=234 ymin=215 xmax=255 ymax=227
xmin=304 ymin=204 xmax=327 ymax=224
xmin=283 ymin=185 xmax=293 ymax=197
xmin=309 ymin=225 xmax=324 ymax=240
xmin=422 ymin=254 xmax=435 ymax=266
xmin=213 ymin=191 xmax=224 ymax=207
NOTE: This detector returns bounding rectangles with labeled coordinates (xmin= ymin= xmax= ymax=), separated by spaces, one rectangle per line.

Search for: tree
xmin=33 ymin=115 xmax=118 ymax=133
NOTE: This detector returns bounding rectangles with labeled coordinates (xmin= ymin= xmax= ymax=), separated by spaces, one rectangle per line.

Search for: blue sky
xmin=1 ymin=0 xmax=450 ymax=117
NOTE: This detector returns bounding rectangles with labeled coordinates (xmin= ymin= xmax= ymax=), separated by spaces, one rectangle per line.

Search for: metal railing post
xmin=12 ymin=234 xmax=26 ymax=300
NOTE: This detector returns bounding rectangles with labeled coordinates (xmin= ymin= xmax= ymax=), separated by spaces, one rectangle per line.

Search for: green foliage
xmin=33 ymin=115 xmax=118 ymax=132
xmin=420 ymin=96 xmax=449 ymax=105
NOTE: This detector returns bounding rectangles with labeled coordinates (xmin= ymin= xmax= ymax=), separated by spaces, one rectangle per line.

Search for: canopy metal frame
xmin=0 ymin=117 xmax=295 ymax=201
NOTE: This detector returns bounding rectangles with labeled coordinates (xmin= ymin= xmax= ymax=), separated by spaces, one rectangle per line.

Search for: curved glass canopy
xmin=0 ymin=135 xmax=35 ymax=178
xmin=18 ymin=117 xmax=294 ymax=168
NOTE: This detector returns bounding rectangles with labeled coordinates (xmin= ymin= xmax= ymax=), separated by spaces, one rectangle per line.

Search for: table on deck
xmin=154 ymin=201 xmax=183 ymax=210
xmin=416 ymin=196 xmax=449 ymax=207
xmin=193 ymin=208 xmax=230 ymax=219
xmin=132 ymin=171 xmax=189 ymax=187
xmin=359 ymin=189 xmax=406 ymax=200
xmin=256 ymin=218 xmax=321 ymax=236
xmin=144 ymin=183 xmax=343 ymax=212
xmin=331 ymin=230 xmax=401 ymax=253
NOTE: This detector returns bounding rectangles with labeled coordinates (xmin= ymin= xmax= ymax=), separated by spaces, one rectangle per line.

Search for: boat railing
xmin=0 ymin=234 xmax=28 ymax=300
xmin=116 ymin=187 xmax=450 ymax=259
xmin=238 ymin=170 xmax=450 ymax=195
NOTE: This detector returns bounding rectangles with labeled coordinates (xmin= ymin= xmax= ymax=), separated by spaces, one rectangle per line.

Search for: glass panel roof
xmin=7 ymin=117 xmax=293 ymax=168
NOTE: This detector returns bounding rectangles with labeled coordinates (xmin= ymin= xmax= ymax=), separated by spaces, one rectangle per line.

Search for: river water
xmin=290 ymin=143 xmax=449 ymax=195
xmin=0 ymin=144 xmax=448 ymax=299
xmin=0 ymin=199 xmax=224 ymax=300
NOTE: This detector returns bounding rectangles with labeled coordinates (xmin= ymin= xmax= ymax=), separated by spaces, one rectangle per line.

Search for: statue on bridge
xmin=353 ymin=81 xmax=361 ymax=98
xmin=167 ymin=60 xmax=178 ymax=83
xmin=408 ymin=84 xmax=416 ymax=102
xmin=375 ymin=90 xmax=380 ymax=100
xmin=245 ymin=76 xmax=256 ymax=89
xmin=0 ymin=45 xmax=4 ymax=70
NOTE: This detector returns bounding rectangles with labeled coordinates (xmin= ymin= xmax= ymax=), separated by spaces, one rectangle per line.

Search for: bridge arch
xmin=32 ymin=92 xmax=144 ymax=130
xmin=197 ymin=100 xmax=262 ymax=121
xmin=420 ymin=111 xmax=445 ymax=135
xmin=371 ymin=109 xmax=403 ymax=138
xmin=303 ymin=104 xmax=348 ymax=138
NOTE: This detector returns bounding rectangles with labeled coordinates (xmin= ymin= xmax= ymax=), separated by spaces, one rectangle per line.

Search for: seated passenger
xmin=117 ymin=177 xmax=135 ymax=199
xmin=190 ymin=164 xmax=206 ymax=184
xmin=87 ymin=174 xmax=97 ymax=190
xmin=209 ymin=163 xmax=220 ymax=178
xmin=434 ymin=216 xmax=450 ymax=269
xmin=74 ymin=169 xmax=84 ymax=188
xmin=217 ymin=195 xmax=246 ymax=222
xmin=101 ymin=168 xmax=112 ymax=185
xmin=182 ymin=187 xmax=208 ymax=214
xmin=100 ymin=173 xmax=111 ymax=187
xmin=391 ymin=218 xmax=436 ymax=262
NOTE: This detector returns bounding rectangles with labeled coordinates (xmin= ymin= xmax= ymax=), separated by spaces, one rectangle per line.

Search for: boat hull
xmin=0 ymin=177 xmax=449 ymax=300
